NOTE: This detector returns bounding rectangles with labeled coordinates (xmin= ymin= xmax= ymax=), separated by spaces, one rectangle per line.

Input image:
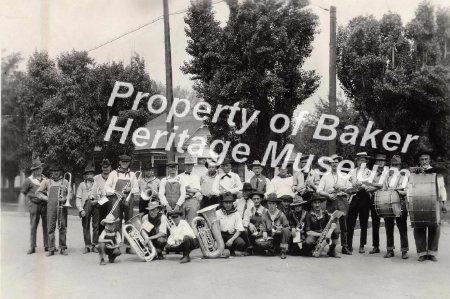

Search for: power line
xmin=87 ymin=0 xmax=225 ymax=53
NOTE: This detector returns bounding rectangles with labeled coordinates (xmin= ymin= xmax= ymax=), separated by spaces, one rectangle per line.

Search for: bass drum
xmin=406 ymin=173 xmax=440 ymax=227
xmin=374 ymin=190 xmax=402 ymax=218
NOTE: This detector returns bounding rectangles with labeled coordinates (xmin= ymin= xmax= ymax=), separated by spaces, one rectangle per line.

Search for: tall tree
xmin=183 ymin=0 xmax=320 ymax=164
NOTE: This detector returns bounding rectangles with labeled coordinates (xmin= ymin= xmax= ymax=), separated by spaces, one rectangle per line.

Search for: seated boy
xmin=98 ymin=214 xmax=122 ymax=265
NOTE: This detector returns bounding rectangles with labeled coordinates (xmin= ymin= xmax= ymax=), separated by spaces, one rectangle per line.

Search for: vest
xmin=250 ymin=175 xmax=268 ymax=193
xmin=165 ymin=179 xmax=181 ymax=209
xmin=147 ymin=212 xmax=162 ymax=235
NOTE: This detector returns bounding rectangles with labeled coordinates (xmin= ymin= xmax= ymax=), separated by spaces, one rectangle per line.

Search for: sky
xmin=1 ymin=0 xmax=449 ymax=113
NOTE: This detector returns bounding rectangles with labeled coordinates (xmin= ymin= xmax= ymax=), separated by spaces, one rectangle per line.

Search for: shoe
xmin=46 ymin=251 xmax=55 ymax=257
xmin=230 ymin=250 xmax=236 ymax=257
xmin=281 ymin=250 xmax=287 ymax=259
xmin=180 ymin=256 xmax=191 ymax=264
xmin=83 ymin=247 xmax=90 ymax=254
xmin=369 ymin=247 xmax=380 ymax=254
xmin=401 ymin=251 xmax=408 ymax=259
xmin=91 ymin=246 xmax=98 ymax=253
xmin=100 ymin=258 xmax=107 ymax=266
xmin=125 ymin=248 xmax=132 ymax=254
xmin=60 ymin=249 xmax=68 ymax=256
xmin=428 ymin=255 xmax=437 ymax=262
xmin=384 ymin=251 xmax=394 ymax=258
xmin=359 ymin=246 xmax=365 ymax=254
xmin=108 ymin=255 xmax=117 ymax=263
xmin=27 ymin=248 xmax=35 ymax=255
xmin=328 ymin=246 xmax=340 ymax=258
xmin=341 ymin=246 xmax=352 ymax=255
xmin=418 ymin=256 xmax=427 ymax=262
xmin=157 ymin=252 xmax=165 ymax=260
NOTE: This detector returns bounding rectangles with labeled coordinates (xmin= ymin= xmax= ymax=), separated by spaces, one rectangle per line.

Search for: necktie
xmin=256 ymin=178 xmax=259 ymax=189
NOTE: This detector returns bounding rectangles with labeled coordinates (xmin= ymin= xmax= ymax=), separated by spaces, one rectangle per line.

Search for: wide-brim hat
xmin=329 ymin=154 xmax=343 ymax=162
xmin=390 ymin=155 xmax=402 ymax=165
xmin=205 ymin=159 xmax=220 ymax=169
xmin=355 ymin=152 xmax=372 ymax=160
xmin=241 ymin=182 xmax=254 ymax=192
xmin=146 ymin=201 xmax=162 ymax=211
xmin=184 ymin=156 xmax=195 ymax=165
xmin=83 ymin=165 xmax=95 ymax=175
xmin=375 ymin=154 xmax=387 ymax=161
xmin=166 ymin=161 xmax=178 ymax=167
xmin=290 ymin=195 xmax=308 ymax=206
xmin=416 ymin=149 xmax=433 ymax=160
xmin=118 ymin=154 xmax=131 ymax=162
xmin=279 ymin=195 xmax=294 ymax=202
xmin=266 ymin=193 xmax=281 ymax=203
xmin=142 ymin=162 xmax=155 ymax=171
xmin=167 ymin=210 xmax=183 ymax=217
xmin=101 ymin=159 xmax=111 ymax=167
xmin=250 ymin=160 xmax=263 ymax=168
xmin=249 ymin=190 xmax=264 ymax=198
xmin=101 ymin=214 xmax=119 ymax=226
xmin=309 ymin=194 xmax=328 ymax=203
xmin=30 ymin=159 xmax=44 ymax=171
xmin=220 ymin=193 xmax=236 ymax=202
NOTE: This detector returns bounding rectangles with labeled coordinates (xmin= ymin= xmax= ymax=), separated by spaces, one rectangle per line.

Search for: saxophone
xmin=192 ymin=204 xmax=230 ymax=258
xmin=312 ymin=210 xmax=344 ymax=257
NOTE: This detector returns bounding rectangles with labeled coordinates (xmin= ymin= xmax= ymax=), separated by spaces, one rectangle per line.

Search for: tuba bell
xmin=123 ymin=214 xmax=157 ymax=262
xmin=192 ymin=204 xmax=230 ymax=259
xmin=140 ymin=188 xmax=155 ymax=201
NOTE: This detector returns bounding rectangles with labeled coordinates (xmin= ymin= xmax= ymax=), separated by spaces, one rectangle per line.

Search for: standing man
xmin=271 ymin=163 xmax=295 ymax=200
xmin=158 ymin=161 xmax=186 ymax=214
xmin=234 ymin=183 xmax=255 ymax=255
xmin=179 ymin=157 xmax=202 ymax=226
xmin=36 ymin=163 xmax=73 ymax=256
xmin=212 ymin=158 xmax=243 ymax=197
xmin=383 ymin=155 xmax=409 ymax=259
xmin=138 ymin=163 xmax=160 ymax=214
xmin=413 ymin=152 xmax=447 ymax=262
xmin=317 ymin=154 xmax=352 ymax=255
xmin=104 ymin=154 xmax=139 ymax=254
xmin=248 ymin=160 xmax=273 ymax=197
xmin=293 ymin=156 xmax=320 ymax=201
xmin=21 ymin=158 xmax=48 ymax=254
xmin=95 ymin=159 xmax=112 ymax=232
xmin=200 ymin=159 xmax=219 ymax=209
xmin=76 ymin=164 xmax=100 ymax=254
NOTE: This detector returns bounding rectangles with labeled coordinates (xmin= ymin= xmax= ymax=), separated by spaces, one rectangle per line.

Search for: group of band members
xmin=21 ymin=151 xmax=447 ymax=264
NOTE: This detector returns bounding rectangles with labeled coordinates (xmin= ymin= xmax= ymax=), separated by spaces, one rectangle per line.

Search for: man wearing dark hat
xmin=212 ymin=158 xmax=243 ymax=196
xmin=95 ymin=159 xmax=112 ymax=232
xmin=165 ymin=210 xmax=199 ymax=263
xmin=303 ymin=194 xmax=340 ymax=257
xmin=412 ymin=152 xmax=447 ymax=262
xmin=346 ymin=152 xmax=378 ymax=254
xmin=235 ymin=183 xmax=256 ymax=255
xmin=105 ymin=154 xmax=140 ymax=254
xmin=76 ymin=164 xmax=100 ymax=254
xmin=256 ymin=193 xmax=291 ymax=259
xmin=138 ymin=162 xmax=160 ymax=214
xmin=36 ymin=163 xmax=73 ymax=256
xmin=200 ymin=159 xmax=220 ymax=209
xmin=288 ymin=195 xmax=309 ymax=255
xmin=158 ymin=161 xmax=186 ymax=215
xmin=247 ymin=190 xmax=268 ymax=252
xmin=383 ymin=155 xmax=409 ymax=259
xmin=248 ymin=160 xmax=273 ymax=197
xmin=141 ymin=201 xmax=169 ymax=260
xmin=216 ymin=192 xmax=247 ymax=256
xmin=293 ymin=156 xmax=320 ymax=201
xmin=318 ymin=154 xmax=352 ymax=255
xmin=21 ymin=158 xmax=48 ymax=254
xmin=179 ymin=156 xmax=202 ymax=226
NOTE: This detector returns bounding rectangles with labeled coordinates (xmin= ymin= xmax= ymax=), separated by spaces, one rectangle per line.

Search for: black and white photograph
xmin=1 ymin=0 xmax=449 ymax=298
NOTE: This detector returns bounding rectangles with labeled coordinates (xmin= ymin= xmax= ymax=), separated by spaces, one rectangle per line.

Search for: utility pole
xmin=328 ymin=6 xmax=337 ymax=156
xmin=163 ymin=0 xmax=175 ymax=162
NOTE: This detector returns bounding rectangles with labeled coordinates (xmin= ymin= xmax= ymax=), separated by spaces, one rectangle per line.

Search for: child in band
xmin=98 ymin=214 xmax=122 ymax=265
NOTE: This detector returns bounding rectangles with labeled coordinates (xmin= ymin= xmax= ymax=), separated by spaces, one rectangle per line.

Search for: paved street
xmin=2 ymin=207 xmax=450 ymax=299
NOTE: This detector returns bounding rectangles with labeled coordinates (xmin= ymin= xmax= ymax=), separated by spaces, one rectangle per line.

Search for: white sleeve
xmin=158 ymin=179 xmax=168 ymax=206
xmin=437 ymin=176 xmax=447 ymax=202
xmin=212 ymin=175 xmax=221 ymax=196
xmin=105 ymin=171 xmax=117 ymax=195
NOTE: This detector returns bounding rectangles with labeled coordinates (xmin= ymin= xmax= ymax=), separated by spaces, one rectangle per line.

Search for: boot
xmin=341 ymin=246 xmax=352 ymax=255
xmin=91 ymin=245 xmax=98 ymax=253
xmin=327 ymin=245 xmax=340 ymax=258
xmin=46 ymin=250 xmax=55 ymax=257
xmin=418 ymin=256 xmax=426 ymax=262
xmin=60 ymin=249 xmax=68 ymax=256
xmin=384 ymin=250 xmax=394 ymax=258
xmin=401 ymin=251 xmax=408 ymax=259
xmin=428 ymin=255 xmax=437 ymax=262
xmin=27 ymin=248 xmax=36 ymax=255
xmin=180 ymin=255 xmax=191 ymax=264
xmin=157 ymin=250 xmax=165 ymax=260
xmin=83 ymin=247 xmax=90 ymax=254
xmin=109 ymin=255 xmax=117 ymax=263
xmin=359 ymin=246 xmax=365 ymax=254
xmin=369 ymin=247 xmax=380 ymax=254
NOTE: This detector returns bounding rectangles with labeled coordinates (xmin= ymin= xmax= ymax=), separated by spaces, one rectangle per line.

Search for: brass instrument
xmin=140 ymin=187 xmax=155 ymax=201
xmin=109 ymin=170 xmax=141 ymax=215
xmin=409 ymin=167 xmax=425 ymax=174
xmin=123 ymin=214 xmax=157 ymax=262
xmin=57 ymin=172 xmax=72 ymax=230
xmin=125 ymin=171 xmax=141 ymax=204
xmin=312 ymin=210 xmax=344 ymax=257
xmin=192 ymin=204 xmax=230 ymax=258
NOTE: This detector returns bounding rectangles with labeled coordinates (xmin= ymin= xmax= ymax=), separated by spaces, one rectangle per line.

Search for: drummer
xmin=383 ymin=155 xmax=409 ymax=259
xmin=412 ymin=151 xmax=447 ymax=262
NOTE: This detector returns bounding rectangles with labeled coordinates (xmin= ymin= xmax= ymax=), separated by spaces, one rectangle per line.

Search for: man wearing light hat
xmin=21 ymin=158 xmax=48 ymax=254
xmin=138 ymin=162 xmax=160 ymax=214
xmin=158 ymin=161 xmax=186 ymax=215
xmin=179 ymin=156 xmax=202 ymax=226
xmin=248 ymin=160 xmax=273 ymax=197
xmin=212 ymin=158 xmax=243 ymax=197
xmin=104 ymin=154 xmax=140 ymax=254
xmin=200 ymin=159 xmax=220 ymax=209
xmin=141 ymin=201 xmax=169 ymax=260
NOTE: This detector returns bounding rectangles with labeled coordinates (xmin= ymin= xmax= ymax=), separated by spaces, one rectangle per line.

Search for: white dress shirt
xmin=158 ymin=176 xmax=186 ymax=207
xmin=216 ymin=209 xmax=245 ymax=233
xmin=271 ymin=176 xmax=295 ymax=198
xmin=212 ymin=171 xmax=243 ymax=195
xmin=167 ymin=219 xmax=196 ymax=246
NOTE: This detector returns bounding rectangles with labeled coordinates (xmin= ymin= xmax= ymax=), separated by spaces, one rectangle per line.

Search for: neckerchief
xmin=117 ymin=167 xmax=130 ymax=175
xmin=268 ymin=209 xmax=280 ymax=222
xmin=278 ymin=173 xmax=290 ymax=179
xmin=221 ymin=207 xmax=237 ymax=215
xmin=221 ymin=173 xmax=232 ymax=180
xmin=310 ymin=209 xmax=324 ymax=220
xmin=29 ymin=174 xmax=44 ymax=186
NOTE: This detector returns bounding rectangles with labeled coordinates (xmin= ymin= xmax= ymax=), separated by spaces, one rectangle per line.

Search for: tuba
xmin=192 ymin=204 xmax=230 ymax=259
xmin=123 ymin=214 xmax=157 ymax=262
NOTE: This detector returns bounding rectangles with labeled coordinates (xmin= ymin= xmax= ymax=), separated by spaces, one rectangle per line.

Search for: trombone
xmin=57 ymin=172 xmax=72 ymax=230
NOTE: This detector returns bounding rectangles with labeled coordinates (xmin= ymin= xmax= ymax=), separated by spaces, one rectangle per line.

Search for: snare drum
xmin=374 ymin=190 xmax=402 ymax=218
xmin=406 ymin=173 xmax=440 ymax=227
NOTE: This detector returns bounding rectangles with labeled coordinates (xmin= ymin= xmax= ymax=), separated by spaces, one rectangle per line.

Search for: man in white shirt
xmin=212 ymin=158 xmax=243 ymax=197
xmin=200 ymin=159 xmax=220 ymax=208
xmin=158 ymin=161 xmax=186 ymax=214
xmin=317 ymin=154 xmax=352 ymax=255
xmin=95 ymin=159 xmax=112 ymax=232
xmin=234 ymin=183 xmax=255 ymax=255
xmin=271 ymin=163 xmax=295 ymax=200
xmin=179 ymin=157 xmax=202 ymax=226
xmin=165 ymin=210 xmax=199 ymax=263
xmin=293 ymin=156 xmax=321 ymax=201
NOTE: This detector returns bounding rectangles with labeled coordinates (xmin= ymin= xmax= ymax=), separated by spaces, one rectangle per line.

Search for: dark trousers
xmin=29 ymin=201 xmax=48 ymax=249
xmin=347 ymin=191 xmax=370 ymax=248
xmin=369 ymin=199 xmax=380 ymax=248
xmin=184 ymin=198 xmax=200 ymax=228
xmin=326 ymin=196 xmax=348 ymax=247
xmin=81 ymin=201 xmax=100 ymax=247
xmin=47 ymin=200 xmax=67 ymax=251
xmin=153 ymin=237 xmax=168 ymax=254
xmin=385 ymin=211 xmax=409 ymax=252
xmin=98 ymin=243 xmax=121 ymax=260
xmin=221 ymin=232 xmax=247 ymax=252
xmin=139 ymin=198 xmax=148 ymax=214
xmin=166 ymin=236 xmax=199 ymax=256
xmin=200 ymin=195 xmax=219 ymax=209
xmin=254 ymin=228 xmax=290 ymax=252
xmin=413 ymin=226 xmax=440 ymax=256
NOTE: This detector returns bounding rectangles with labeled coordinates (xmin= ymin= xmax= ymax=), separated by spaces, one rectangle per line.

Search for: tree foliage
xmin=183 ymin=0 xmax=320 ymax=162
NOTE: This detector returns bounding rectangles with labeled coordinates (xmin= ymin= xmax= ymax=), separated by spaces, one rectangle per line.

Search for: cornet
xmin=57 ymin=172 xmax=72 ymax=230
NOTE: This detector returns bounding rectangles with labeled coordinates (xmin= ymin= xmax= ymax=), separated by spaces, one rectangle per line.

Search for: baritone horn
xmin=140 ymin=188 xmax=155 ymax=201
xmin=123 ymin=214 xmax=157 ymax=262
xmin=192 ymin=204 xmax=229 ymax=258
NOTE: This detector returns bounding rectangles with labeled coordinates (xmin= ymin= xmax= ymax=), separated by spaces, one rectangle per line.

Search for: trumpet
xmin=57 ymin=172 xmax=72 ymax=230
